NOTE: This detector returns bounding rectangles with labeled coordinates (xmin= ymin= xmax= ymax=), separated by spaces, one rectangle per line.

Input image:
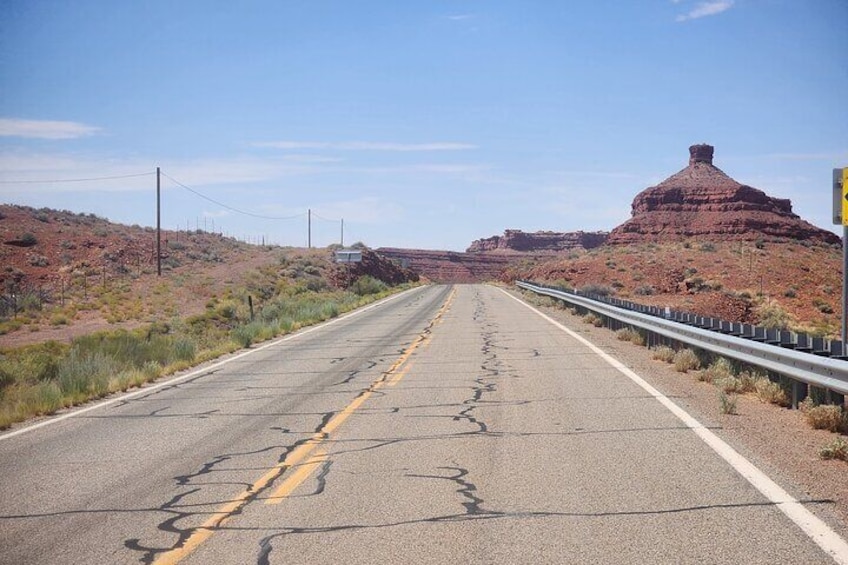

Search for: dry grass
xmin=583 ymin=313 xmax=604 ymax=327
xmin=0 ymin=281 xmax=415 ymax=429
xmin=673 ymin=349 xmax=701 ymax=373
xmin=801 ymin=401 xmax=848 ymax=433
xmin=819 ymin=437 xmax=848 ymax=461
xmin=651 ymin=345 xmax=676 ymax=363
xmin=699 ymin=357 xmax=734 ymax=383
xmin=616 ymin=328 xmax=645 ymax=346
xmin=755 ymin=378 xmax=790 ymax=407
xmin=718 ymin=391 xmax=738 ymax=415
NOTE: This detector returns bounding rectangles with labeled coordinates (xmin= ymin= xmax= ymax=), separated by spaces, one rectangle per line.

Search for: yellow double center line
xmin=154 ymin=287 xmax=456 ymax=565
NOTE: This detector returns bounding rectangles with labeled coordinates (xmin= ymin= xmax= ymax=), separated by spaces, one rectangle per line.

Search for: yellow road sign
xmin=843 ymin=168 xmax=848 ymax=226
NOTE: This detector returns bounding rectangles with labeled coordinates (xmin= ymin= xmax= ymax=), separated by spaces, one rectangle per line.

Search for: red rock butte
xmin=607 ymin=144 xmax=840 ymax=245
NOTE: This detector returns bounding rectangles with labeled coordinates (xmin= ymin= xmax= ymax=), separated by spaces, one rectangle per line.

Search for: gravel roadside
xmin=508 ymin=288 xmax=848 ymax=541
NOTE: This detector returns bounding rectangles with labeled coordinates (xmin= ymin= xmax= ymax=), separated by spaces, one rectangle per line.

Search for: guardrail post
xmin=791 ymin=381 xmax=808 ymax=409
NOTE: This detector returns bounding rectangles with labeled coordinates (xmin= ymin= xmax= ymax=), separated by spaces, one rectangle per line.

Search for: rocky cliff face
xmin=607 ymin=144 xmax=840 ymax=245
xmin=328 ymin=248 xmax=419 ymax=288
xmin=376 ymin=248 xmax=518 ymax=283
xmin=467 ymin=230 xmax=608 ymax=253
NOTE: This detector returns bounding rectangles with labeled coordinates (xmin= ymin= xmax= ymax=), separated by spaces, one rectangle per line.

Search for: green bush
xmin=232 ymin=323 xmax=262 ymax=348
xmin=20 ymin=233 xmax=38 ymax=246
xmin=350 ymin=275 xmax=388 ymax=296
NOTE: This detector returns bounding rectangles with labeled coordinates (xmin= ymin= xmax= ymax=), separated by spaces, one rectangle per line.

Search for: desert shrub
xmin=801 ymin=403 xmax=847 ymax=433
xmin=304 ymin=276 xmax=328 ymax=292
xmin=819 ymin=438 xmax=848 ymax=461
xmin=651 ymin=345 xmax=675 ymax=363
xmin=232 ymin=322 xmax=263 ymax=348
xmin=49 ymin=313 xmax=69 ymax=326
xmin=784 ymin=288 xmax=797 ymax=299
xmin=673 ymin=349 xmax=700 ymax=373
xmin=583 ymin=313 xmax=604 ymax=327
xmin=350 ymin=275 xmax=388 ymax=296
xmin=28 ymin=254 xmax=49 ymax=267
xmin=579 ymin=284 xmax=614 ymax=297
xmin=20 ymin=233 xmax=37 ymax=246
xmin=718 ymin=391 xmax=738 ymax=415
xmin=813 ymin=298 xmax=834 ymax=315
xmin=716 ymin=376 xmax=744 ymax=394
xmin=615 ymin=328 xmax=645 ymax=346
xmin=634 ymin=285 xmax=654 ymax=296
xmin=685 ymin=276 xmax=707 ymax=292
xmin=699 ymin=242 xmax=716 ymax=252
xmin=755 ymin=300 xmax=794 ymax=331
xmin=736 ymin=371 xmax=762 ymax=393
xmin=616 ymin=328 xmax=638 ymax=342
xmin=698 ymin=357 xmax=734 ymax=384
xmin=754 ymin=378 xmax=789 ymax=407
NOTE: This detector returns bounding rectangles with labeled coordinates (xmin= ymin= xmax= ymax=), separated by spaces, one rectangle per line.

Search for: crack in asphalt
xmin=120 ymin=286 xmax=458 ymax=563
xmin=124 ymin=488 xmax=202 ymax=565
xmin=407 ymin=465 xmax=490 ymax=516
xmin=122 ymin=405 xmax=340 ymax=563
xmin=332 ymin=360 xmax=378 ymax=387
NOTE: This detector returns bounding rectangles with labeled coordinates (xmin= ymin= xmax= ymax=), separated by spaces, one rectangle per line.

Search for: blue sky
xmin=1 ymin=1 xmax=846 ymax=250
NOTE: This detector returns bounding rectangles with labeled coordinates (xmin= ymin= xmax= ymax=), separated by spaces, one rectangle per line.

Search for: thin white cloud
xmin=252 ymin=141 xmax=477 ymax=152
xmin=0 ymin=118 xmax=101 ymax=139
xmin=676 ymin=1 xmax=734 ymax=22
xmin=447 ymin=14 xmax=474 ymax=21
xmin=0 ymin=152 xmax=325 ymax=193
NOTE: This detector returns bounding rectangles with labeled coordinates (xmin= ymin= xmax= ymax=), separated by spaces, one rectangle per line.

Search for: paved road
xmin=0 ymin=284 xmax=845 ymax=564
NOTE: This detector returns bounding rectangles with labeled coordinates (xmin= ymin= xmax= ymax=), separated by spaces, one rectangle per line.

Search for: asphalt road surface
xmin=1 ymin=284 xmax=846 ymax=564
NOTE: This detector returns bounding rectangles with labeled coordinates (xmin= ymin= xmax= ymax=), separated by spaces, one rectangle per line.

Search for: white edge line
xmin=0 ymin=285 xmax=428 ymax=442
xmin=500 ymin=287 xmax=848 ymax=565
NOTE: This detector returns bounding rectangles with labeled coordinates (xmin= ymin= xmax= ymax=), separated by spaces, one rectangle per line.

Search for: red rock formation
xmin=608 ymin=144 xmax=840 ymax=245
xmin=327 ymin=248 xmax=419 ymax=287
xmin=467 ymin=230 xmax=608 ymax=253
xmin=376 ymin=248 xmax=518 ymax=283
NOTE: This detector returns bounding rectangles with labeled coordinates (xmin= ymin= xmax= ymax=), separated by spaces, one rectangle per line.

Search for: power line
xmin=0 ymin=171 xmax=154 ymax=184
xmin=161 ymin=171 xmax=306 ymax=221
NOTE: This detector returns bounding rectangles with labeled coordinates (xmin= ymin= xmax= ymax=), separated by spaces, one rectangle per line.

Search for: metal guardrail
xmin=517 ymin=280 xmax=848 ymax=399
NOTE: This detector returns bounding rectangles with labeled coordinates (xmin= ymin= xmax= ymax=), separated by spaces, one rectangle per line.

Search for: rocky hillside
xmin=607 ymin=144 xmax=840 ymax=245
xmin=0 ymin=204 xmax=415 ymax=346
xmin=467 ymin=230 xmax=608 ymax=253
xmin=515 ymin=240 xmax=841 ymax=337
xmin=327 ymin=248 xmax=419 ymax=287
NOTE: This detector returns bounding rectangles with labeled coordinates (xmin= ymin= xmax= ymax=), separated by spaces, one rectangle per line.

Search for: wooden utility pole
xmin=156 ymin=167 xmax=161 ymax=276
